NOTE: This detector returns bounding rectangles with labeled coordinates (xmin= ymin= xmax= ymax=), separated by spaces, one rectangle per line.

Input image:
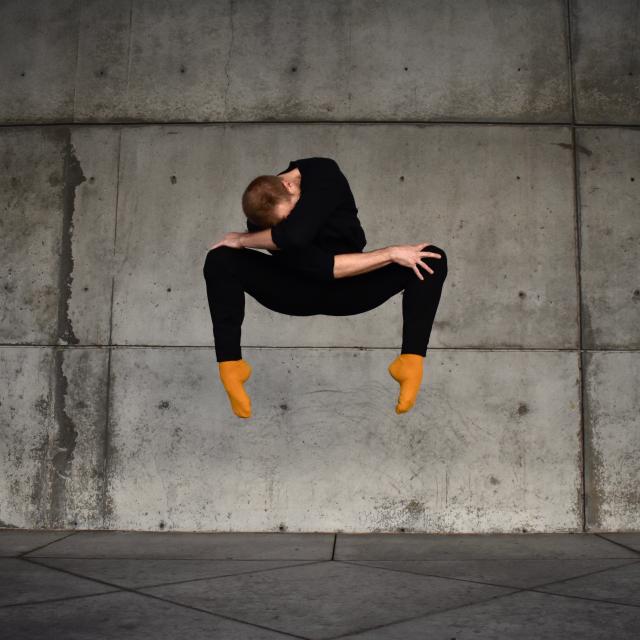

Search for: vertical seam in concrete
xmin=71 ymin=0 xmax=82 ymax=122
xmin=100 ymin=128 xmax=122 ymax=528
xmin=347 ymin=1 xmax=352 ymax=118
xmin=224 ymin=0 xmax=235 ymax=118
xmin=125 ymin=0 xmax=134 ymax=103
xmin=566 ymin=0 xmax=586 ymax=532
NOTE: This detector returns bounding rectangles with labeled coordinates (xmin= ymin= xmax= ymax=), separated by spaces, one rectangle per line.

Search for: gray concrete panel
xmin=0 ymin=347 xmax=108 ymax=529
xmin=75 ymin=0 xmax=232 ymax=122
xmin=140 ymin=561 xmax=514 ymax=639
xmin=0 ymin=530 xmax=73 ymax=556
xmin=572 ymin=0 xmax=640 ymax=124
xmin=66 ymin=127 xmax=120 ymax=345
xmin=113 ymin=123 xmax=577 ymax=349
xmin=69 ymin=0 xmax=571 ymax=123
xmin=584 ymin=351 xmax=640 ymax=531
xmin=577 ymin=128 xmax=640 ymax=348
xmin=0 ymin=558 xmax=115 ymax=606
xmin=339 ymin=589 xmax=640 ymax=639
xmin=599 ymin=532 xmax=640 ymax=551
xmin=103 ymin=347 xmax=581 ymax=532
xmin=0 ymin=128 xmax=65 ymax=344
xmin=0 ymin=590 xmax=292 ymax=639
xmin=0 ymin=126 xmax=117 ymax=346
xmin=346 ymin=0 xmax=570 ymax=122
xmin=0 ymin=0 xmax=77 ymax=124
xmin=536 ymin=559 xmax=640 ymax=606
xmin=335 ymin=532 xmax=636 ymax=561
xmin=348 ymin=558 xmax=634 ymax=589
xmin=27 ymin=531 xmax=333 ymax=560
xmin=33 ymin=557 xmax=320 ymax=588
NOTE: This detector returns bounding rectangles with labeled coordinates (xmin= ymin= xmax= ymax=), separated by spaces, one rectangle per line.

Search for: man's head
xmin=241 ymin=174 xmax=299 ymax=228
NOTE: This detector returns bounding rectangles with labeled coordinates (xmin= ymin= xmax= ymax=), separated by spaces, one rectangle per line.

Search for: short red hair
xmin=242 ymin=175 xmax=289 ymax=228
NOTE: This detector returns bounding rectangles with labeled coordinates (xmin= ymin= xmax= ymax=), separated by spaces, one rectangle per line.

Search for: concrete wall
xmin=0 ymin=0 xmax=638 ymax=533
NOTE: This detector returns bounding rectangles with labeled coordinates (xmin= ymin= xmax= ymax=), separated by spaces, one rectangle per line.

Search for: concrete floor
xmin=1 ymin=530 xmax=640 ymax=639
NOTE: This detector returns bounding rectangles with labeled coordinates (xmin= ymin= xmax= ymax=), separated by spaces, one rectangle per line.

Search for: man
xmin=203 ymin=157 xmax=448 ymax=418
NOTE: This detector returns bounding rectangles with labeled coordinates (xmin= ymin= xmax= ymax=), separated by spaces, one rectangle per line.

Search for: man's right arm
xmin=240 ymin=228 xmax=280 ymax=250
xmin=333 ymin=248 xmax=393 ymax=279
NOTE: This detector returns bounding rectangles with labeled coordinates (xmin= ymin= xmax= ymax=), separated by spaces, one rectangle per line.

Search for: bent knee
xmin=203 ymin=245 xmax=236 ymax=275
xmin=422 ymin=243 xmax=447 ymax=263
xmin=421 ymin=244 xmax=448 ymax=277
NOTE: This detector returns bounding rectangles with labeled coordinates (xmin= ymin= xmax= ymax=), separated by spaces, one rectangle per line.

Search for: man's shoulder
xmin=295 ymin=157 xmax=342 ymax=182
xmin=297 ymin=156 xmax=338 ymax=167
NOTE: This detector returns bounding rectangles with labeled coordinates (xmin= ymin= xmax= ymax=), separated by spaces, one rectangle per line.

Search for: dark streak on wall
xmin=58 ymin=129 xmax=85 ymax=346
xmin=46 ymin=130 xmax=86 ymax=526
xmin=49 ymin=347 xmax=78 ymax=527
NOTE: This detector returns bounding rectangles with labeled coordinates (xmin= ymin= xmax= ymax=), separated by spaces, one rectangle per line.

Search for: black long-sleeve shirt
xmin=246 ymin=157 xmax=367 ymax=281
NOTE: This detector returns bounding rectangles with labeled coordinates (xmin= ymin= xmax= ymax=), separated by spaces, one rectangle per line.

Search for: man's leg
xmin=202 ymin=246 xmax=333 ymax=417
xmin=320 ymin=244 xmax=448 ymax=355
xmin=203 ymin=246 xmax=332 ymax=360
xmin=203 ymin=244 xmax=448 ymax=416
xmin=319 ymin=243 xmax=449 ymax=412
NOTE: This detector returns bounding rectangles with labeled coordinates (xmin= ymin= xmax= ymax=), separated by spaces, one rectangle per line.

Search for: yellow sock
xmin=388 ymin=354 xmax=424 ymax=414
xmin=218 ymin=359 xmax=252 ymax=418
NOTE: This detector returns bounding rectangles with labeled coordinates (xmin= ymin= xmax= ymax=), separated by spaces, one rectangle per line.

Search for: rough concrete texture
xmin=584 ymin=352 xmax=640 ymax=531
xmin=102 ymin=348 xmax=580 ymax=532
xmin=0 ymin=0 xmax=638 ymax=533
xmin=577 ymin=127 xmax=640 ymax=348
xmin=0 ymin=0 xmax=77 ymax=124
xmin=3 ymin=531 xmax=640 ymax=639
xmin=0 ymin=347 xmax=108 ymax=529
xmin=1 ymin=0 xmax=572 ymax=124
xmin=0 ymin=128 xmax=66 ymax=344
xmin=571 ymin=0 xmax=640 ymax=124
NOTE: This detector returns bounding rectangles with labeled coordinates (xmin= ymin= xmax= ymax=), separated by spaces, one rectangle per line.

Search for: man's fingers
xmin=417 ymin=260 xmax=434 ymax=275
xmin=420 ymin=251 xmax=442 ymax=259
xmin=412 ymin=265 xmax=424 ymax=280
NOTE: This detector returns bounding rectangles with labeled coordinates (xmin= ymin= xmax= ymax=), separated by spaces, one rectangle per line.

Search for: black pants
xmin=203 ymin=244 xmax=448 ymax=362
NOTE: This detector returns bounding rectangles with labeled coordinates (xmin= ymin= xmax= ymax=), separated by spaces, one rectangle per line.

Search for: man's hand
xmin=209 ymin=232 xmax=246 ymax=250
xmin=388 ymin=243 xmax=442 ymax=280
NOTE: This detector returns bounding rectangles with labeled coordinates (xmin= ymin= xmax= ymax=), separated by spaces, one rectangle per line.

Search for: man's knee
xmin=203 ymin=245 xmax=236 ymax=277
xmin=420 ymin=244 xmax=448 ymax=278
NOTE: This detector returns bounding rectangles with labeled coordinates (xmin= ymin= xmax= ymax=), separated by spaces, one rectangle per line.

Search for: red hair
xmin=242 ymin=175 xmax=290 ymax=228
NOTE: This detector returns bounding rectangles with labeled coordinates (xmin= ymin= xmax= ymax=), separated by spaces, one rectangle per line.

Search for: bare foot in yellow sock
xmin=388 ymin=354 xmax=424 ymax=414
xmin=218 ymin=359 xmax=252 ymax=418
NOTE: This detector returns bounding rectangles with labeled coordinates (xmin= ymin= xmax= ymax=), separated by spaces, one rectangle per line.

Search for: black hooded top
xmin=246 ymin=157 xmax=367 ymax=281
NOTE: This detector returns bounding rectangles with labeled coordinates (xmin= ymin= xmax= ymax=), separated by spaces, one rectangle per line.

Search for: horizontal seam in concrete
xmin=1 ymin=345 xmax=639 ymax=352
xmin=0 ymin=121 xmax=639 ymax=129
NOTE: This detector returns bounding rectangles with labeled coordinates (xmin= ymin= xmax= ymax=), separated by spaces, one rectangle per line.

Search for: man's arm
xmin=333 ymin=248 xmax=393 ymax=279
xmin=240 ymin=228 xmax=280 ymax=250
xmin=240 ymin=230 xmax=395 ymax=280
xmin=239 ymin=228 xmax=394 ymax=281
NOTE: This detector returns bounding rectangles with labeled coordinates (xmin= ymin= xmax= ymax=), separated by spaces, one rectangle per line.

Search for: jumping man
xmin=203 ymin=157 xmax=448 ymax=418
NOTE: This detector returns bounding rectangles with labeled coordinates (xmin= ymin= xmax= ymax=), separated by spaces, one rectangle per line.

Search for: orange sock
xmin=387 ymin=354 xmax=424 ymax=414
xmin=218 ymin=359 xmax=252 ymax=418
